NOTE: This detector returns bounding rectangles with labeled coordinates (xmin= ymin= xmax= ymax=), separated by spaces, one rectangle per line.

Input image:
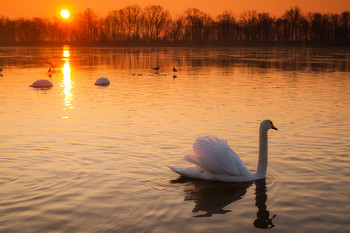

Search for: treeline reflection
xmin=1 ymin=47 xmax=349 ymax=73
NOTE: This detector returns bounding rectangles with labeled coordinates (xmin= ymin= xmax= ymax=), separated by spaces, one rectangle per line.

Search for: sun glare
xmin=60 ymin=9 xmax=70 ymax=19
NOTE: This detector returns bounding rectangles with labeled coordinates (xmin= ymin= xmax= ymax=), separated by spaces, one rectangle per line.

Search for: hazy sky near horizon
xmin=1 ymin=0 xmax=349 ymax=19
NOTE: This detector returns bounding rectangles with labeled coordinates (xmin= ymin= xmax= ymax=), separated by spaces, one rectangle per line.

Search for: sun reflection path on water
xmin=61 ymin=47 xmax=73 ymax=112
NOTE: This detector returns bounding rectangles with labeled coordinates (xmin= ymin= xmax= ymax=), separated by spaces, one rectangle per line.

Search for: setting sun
xmin=60 ymin=9 xmax=70 ymax=19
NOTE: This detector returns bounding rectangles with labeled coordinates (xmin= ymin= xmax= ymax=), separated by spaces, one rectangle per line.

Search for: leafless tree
xmin=283 ymin=6 xmax=303 ymax=41
xmin=216 ymin=11 xmax=237 ymax=41
xmin=123 ymin=5 xmax=144 ymax=40
xmin=144 ymin=5 xmax=171 ymax=40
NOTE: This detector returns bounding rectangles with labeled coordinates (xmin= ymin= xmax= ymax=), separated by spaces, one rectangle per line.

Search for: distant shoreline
xmin=0 ymin=41 xmax=349 ymax=48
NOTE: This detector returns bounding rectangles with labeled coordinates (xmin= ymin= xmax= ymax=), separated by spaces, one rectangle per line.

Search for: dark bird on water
xmin=152 ymin=66 xmax=160 ymax=71
xmin=44 ymin=61 xmax=55 ymax=73
xmin=173 ymin=67 xmax=177 ymax=72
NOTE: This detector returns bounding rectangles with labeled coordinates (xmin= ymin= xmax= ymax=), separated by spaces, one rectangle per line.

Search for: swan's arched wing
xmin=192 ymin=136 xmax=251 ymax=176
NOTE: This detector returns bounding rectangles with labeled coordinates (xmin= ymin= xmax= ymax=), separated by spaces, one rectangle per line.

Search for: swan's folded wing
xmin=169 ymin=166 xmax=215 ymax=180
xmin=193 ymin=136 xmax=250 ymax=176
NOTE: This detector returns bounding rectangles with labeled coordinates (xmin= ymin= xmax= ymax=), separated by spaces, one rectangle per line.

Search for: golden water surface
xmin=0 ymin=46 xmax=349 ymax=233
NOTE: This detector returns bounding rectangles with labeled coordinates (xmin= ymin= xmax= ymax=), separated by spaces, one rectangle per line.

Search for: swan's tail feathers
xmin=169 ymin=166 xmax=197 ymax=177
xmin=184 ymin=154 xmax=201 ymax=167
xmin=169 ymin=166 xmax=183 ymax=175
xmin=169 ymin=166 xmax=214 ymax=180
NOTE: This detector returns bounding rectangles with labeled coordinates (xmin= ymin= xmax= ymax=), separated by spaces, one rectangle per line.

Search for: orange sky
xmin=1 ymin=0 xmax=349 ymax=19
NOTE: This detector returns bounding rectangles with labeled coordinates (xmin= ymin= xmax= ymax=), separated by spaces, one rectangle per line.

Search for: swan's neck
xmin=255 ymin=127 xmax=268 ymax=179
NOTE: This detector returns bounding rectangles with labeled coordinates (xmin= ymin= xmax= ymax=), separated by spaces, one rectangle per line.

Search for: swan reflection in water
xmin=171 ymin=178 xmax=276 ymax=229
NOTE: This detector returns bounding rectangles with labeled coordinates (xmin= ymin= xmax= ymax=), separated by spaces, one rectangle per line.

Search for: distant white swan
xmin=30 ymin=79 xmax=53 ymax=88
xmin=95 ymin=77 xmax=110 ymax=86
xmin=170 ymin=120 xmax=278 ymax=182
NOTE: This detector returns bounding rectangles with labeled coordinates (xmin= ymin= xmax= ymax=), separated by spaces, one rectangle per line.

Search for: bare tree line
xmin=0 ymin=5 xmax=349 ymax=44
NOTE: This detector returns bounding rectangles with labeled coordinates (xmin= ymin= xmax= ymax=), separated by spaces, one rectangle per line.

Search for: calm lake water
xmin=0 ymin=46 xmax=349 ymax=233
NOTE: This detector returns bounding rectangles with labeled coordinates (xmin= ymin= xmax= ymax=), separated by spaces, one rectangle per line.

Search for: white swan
xmin=170 ymin=120 xmax=278 ymax=182
xmin=95 ymin=77 xmax=110 ymax=86
xmin=30 ymin=79 xmax=53 ymax=88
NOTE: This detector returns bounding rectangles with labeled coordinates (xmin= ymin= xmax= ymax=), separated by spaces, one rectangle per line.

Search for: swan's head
xmin=261 ymin=120 xmax=278 ymax=131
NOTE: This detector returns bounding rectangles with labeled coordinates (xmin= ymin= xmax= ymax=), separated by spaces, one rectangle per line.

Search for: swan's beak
xmin=271 ymin=124 xmax=278 ymax=130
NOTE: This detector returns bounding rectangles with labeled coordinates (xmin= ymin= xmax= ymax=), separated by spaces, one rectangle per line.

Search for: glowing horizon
xmin=0 ymin=0 xmax=348 ymax=19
